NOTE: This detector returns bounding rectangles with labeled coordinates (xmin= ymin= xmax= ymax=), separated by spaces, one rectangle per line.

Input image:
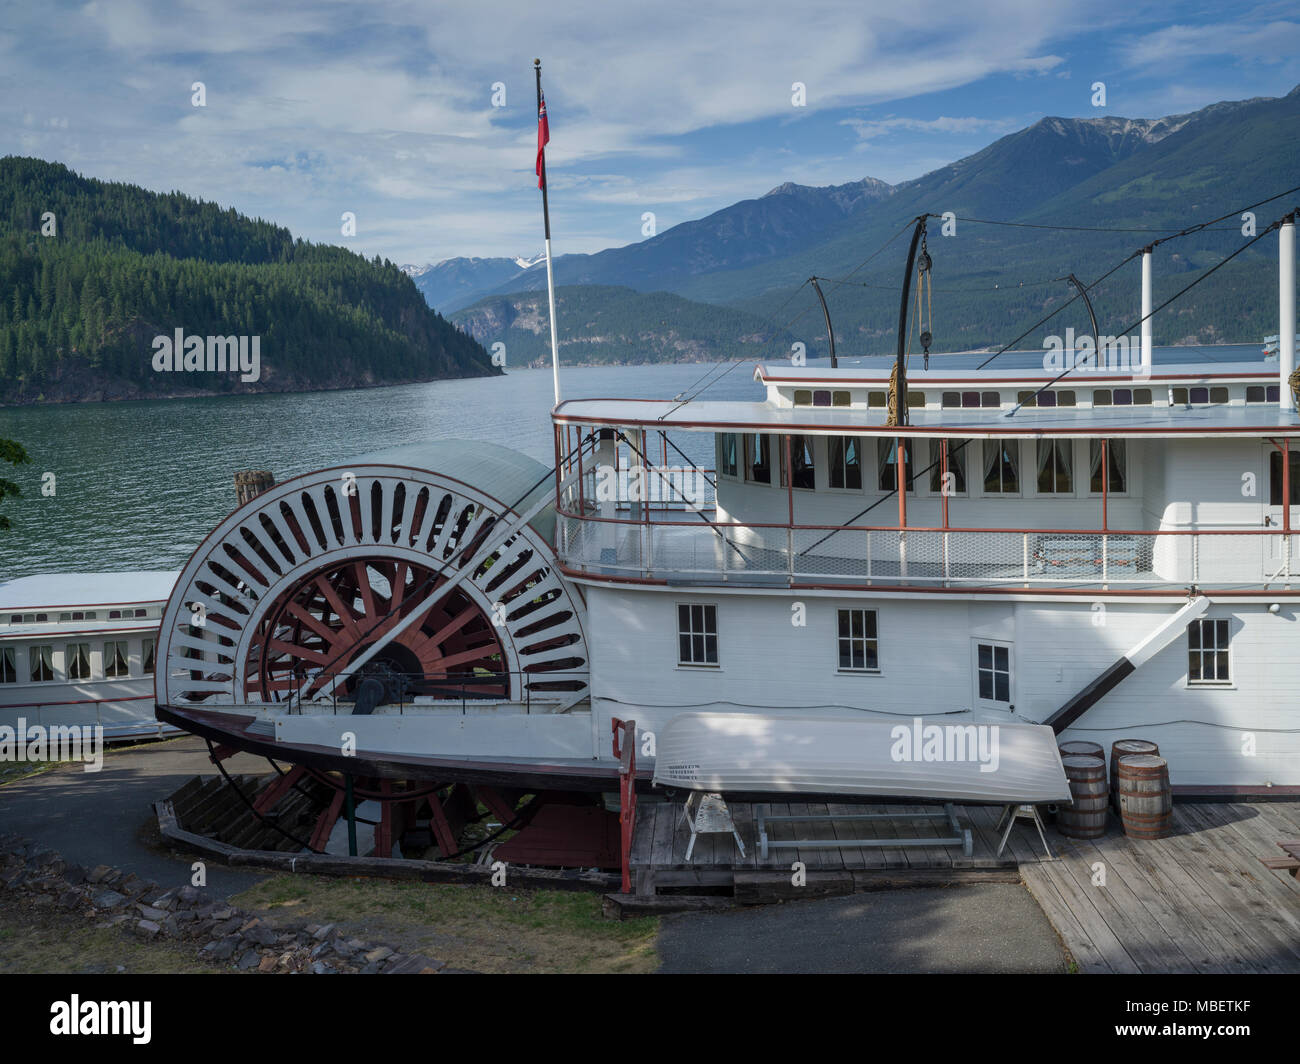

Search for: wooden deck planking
xmin=825 ymin=803 xmax=869 ymax=869
xmin=1174 ymin=805 xmax=1300 ymax=958
xmin=623 ymin=796 xmax=1299 ymax=975
xmin=1157 ymin=817 xmax=1300 ymax=975
xmin=1130 ymin=829 xmax=1267 ymax=975
xmin=1080 ymin=832 xmax=1223 ymax=974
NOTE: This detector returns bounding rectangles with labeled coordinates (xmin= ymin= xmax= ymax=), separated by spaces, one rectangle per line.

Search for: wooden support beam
xmin=309 ymin=788 xmax=345 ymax=853
xmin=252 ymin=765 xmax=306 ymax=815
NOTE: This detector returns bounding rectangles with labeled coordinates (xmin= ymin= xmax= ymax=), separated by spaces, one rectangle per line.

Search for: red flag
xmin=536 ymin=90 xmax=550 ymax=189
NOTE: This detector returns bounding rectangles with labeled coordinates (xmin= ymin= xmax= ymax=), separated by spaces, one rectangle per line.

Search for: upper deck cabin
xmin=551 ymin=350 xmax=1300 ymax=593
xmin=0 ymin=572 xmax=174 ymax=689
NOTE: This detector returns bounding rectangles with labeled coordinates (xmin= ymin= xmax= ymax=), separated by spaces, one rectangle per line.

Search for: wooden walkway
xmin=1013 ymin=801 xmax=1300 ymax=974
xmin=627 ymin=798 xmax=1300 ymax=973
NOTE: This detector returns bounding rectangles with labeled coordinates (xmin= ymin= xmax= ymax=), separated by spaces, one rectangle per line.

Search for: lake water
xmin=0 ymin=344 xmax=1271 ymax=580
xmin=0 ymin=360 xmax=764 ymax=579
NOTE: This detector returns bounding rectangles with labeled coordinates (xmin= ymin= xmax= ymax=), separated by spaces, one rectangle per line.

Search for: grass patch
xmin=0 ymin=896 xmax=219 ymax=974
xmin=233 ymin=875 xmax=659 ymax=973
xmin=0 ymin=760 xmax=57 ymax=786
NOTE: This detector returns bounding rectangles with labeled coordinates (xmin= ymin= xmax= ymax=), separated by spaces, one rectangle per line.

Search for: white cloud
xmin=1119 ymin=19 xmax=1300 ymax=67
xmin=0 ymin=0 xmax=1242 ymax=261
xmin=840 ymin=115 xmax=1022 ymax=143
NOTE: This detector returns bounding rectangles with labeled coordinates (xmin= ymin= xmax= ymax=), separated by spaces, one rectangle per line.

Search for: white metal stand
xmin=995 ymin=803 xmax=1054 ymax=859
xmin=682 ymin=792 xmax=745 ymax=861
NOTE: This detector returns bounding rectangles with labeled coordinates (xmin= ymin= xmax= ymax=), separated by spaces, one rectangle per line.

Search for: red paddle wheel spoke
xmin=246 ymin=557 xmax=507 ymax=703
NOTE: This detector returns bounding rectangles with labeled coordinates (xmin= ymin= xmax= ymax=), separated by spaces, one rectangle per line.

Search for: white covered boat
xmin=0 ymin=571 xmax=179 ymax=741
xmin=651 ymin=712 xmax=1072 ymax=804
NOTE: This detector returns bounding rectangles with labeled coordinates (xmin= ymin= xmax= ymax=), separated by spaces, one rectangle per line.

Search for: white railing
xmin=556 ymin=514 xmax=1296 ymax=590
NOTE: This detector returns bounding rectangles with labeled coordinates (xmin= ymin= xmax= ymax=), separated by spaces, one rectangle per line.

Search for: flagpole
xmin=535 ymin=58 xmax=561 ymax=406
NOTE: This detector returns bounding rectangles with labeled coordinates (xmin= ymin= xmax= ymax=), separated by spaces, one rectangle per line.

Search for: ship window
xmin=976 ymin=642 xmax=1012 ymax=704
xmin=745 ymin=435 xmax=771 ymax=484
xmin=1269 ymin=450 xmax=1300 ymax=506
xmin=1093 ymin=390 xmax=1112 ymax=406
xmin=1090 ymin=440 xmax=1127 ymax=494
xmin=134 ymin=609 xmax=148 ymax=618
xmin=1036 ymin=392 xmax=1056 ymax=408
xmin=1017 ymin=391 xmax=1038 ymax=408
xmin=907 ymin=391 xmax=925 ymax=409
xmin=109 ymin=609 xmax=122 ymax=620
xmin=983 ymin=441 xmax=1020 ymax=494
xmin=1190 ymin=387 xmax=1209 ymax=404
xmin=981 ymin=391 xmax=1000 ymax=408
xmin=142 ymin=638 xmax=156 ymax=675
xmin=1057 ymin=391 xmax=1076 ymax=407
xmin=677 ymin=604 xmax=718 ymax=666
xmin=85 ymin=612 xmax=96 ymax=620
xmin=1268 ymin=385 xmax=1280 ymax=402
xmin=1113 ymin=389 xmax=1133 ymax=406
xmin=1188 ymin=618 xmax=1230 ymax=684
xmin=813 ymin=390 xmax=832 ymax=407
xmin=793 ymin=390 xmax=812 ymax=406
xmin=59 ymin=612 xmax=71 ymax=622
xmin=36 ymin=614 xmax=47 ymax=622
xmin=1133 ymin=389 xmax=1152 ymax=405
xmin=837 ymin=609 xmax=879 ymax=672
xmin=877 ymin=439 xmax=914 ymax=492
xmin=780 ymin=436 xmax=816 ymax=490
xmin=105 ymin=640 xmax=129 ymax=678
xmin=719 ymin=433 xmax=739 ymax=478
xmin=829 ymin=436 xmax=862 ymax=490
xmin=67 ymin=642 xmax=91 ymax=680
xmin=942 ymin=392 xmax=961 ymax=409
xmin=1247 ymin=386 xmax=1266 ymax=403
xmin=868 ymin=391 xmax=887 ymax=409
xmin=961 ymin=391 xmax=980 ymax=408
xmin=30 ymin=645 xmax=54 ymax=682
xmin=929 ymin=439 xmax=968 ymax=495
xmin=1036 ymin=440 xmax=1073 ymax=494
xmin=1210 ymin=387 xmax=1229 ymax=404
xmin=0 ymin=647 xmax=14 ymax=683
xmin=832 ymin=390 xmax=852 ymax=407
xmin=977 ymin=637 xmax=1008 ymax=702
xmin=1171 ymin=387 xmax=1188 ymax=405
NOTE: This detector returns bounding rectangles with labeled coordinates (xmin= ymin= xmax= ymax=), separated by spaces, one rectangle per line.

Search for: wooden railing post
xmin=612 ymin=718 xmax=637 ymax=895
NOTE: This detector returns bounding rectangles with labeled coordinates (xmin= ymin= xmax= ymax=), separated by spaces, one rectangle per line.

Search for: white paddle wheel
xmin=155 ymin=441 xmax=589 ymax=717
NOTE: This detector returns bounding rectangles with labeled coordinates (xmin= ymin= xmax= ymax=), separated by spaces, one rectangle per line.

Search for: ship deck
xmin=628 ymin=798 xmax=1300 ymax=974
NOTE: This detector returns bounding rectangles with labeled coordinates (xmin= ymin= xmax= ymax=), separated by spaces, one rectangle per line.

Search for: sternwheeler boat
xmin=150 ymin=213 xmax=1300 ymax=802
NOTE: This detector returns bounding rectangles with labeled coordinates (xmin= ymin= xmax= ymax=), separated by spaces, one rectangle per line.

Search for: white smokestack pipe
xmin=1140 ymin=248 xmax=1153 ymax=378
xmin=1281 ymin=214 xmax=1296 ymax=414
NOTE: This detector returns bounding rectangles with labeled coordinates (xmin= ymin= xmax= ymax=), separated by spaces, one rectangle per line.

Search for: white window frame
xmin=827 ymin=436 xmax=864 ymax=493
xmin=925 ymin=438 xmax=970 ymax=498
xmin=979 ymin=440 xmax=1023 ymax=498
xmin=835 ymin=608 xmax=881 ymax=674
xmin=676 ymin=602 xmax=720 ymax=668
xmin=971 ymin=638 xmax=1014 ymax=711
xmin=1087 ymin=438 xmax=1130 ymax=498
xmin=1187 ymin=617 xmax=1233 ymax=687
xmin=1033 ymin=438 xmax=1077 ymax=497
xmin=66 ymin=641 xmax=93 ymax=681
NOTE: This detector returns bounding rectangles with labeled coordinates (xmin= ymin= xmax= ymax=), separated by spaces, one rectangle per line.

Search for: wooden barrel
xmin=1110 ymin=739 xmax=1159 ymax=811
xmin=1059 ymin=740 xmax=1104 ymax=761
xmin=1118 ymin=754 xmax=1172 ymax=839
xmin=1058 ymin=755 xmax=1109 ymax=839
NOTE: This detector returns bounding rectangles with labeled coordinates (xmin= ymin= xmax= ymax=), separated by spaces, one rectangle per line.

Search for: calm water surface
xmin=0 ymin=344 xmax=1269 ymax=580
xmin=0 ymin=361 xmax=762 ymax=579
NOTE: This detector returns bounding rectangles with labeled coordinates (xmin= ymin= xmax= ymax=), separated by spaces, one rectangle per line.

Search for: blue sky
xmin=2 ymin=0 xmax=1299 ymax=264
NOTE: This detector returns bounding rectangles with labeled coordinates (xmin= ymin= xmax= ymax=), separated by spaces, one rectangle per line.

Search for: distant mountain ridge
xmin=447 ymin=86 xmax=1300 ymax=357
xmin=450 ymin=285 xmax=797 ymax=366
